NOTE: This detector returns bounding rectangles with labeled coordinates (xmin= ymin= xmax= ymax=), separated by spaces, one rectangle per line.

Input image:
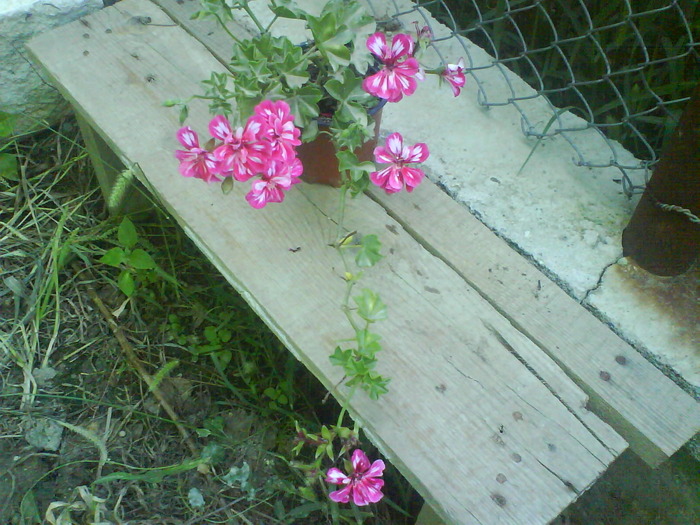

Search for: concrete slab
xmin=586 ymin=258 xmax=699 ymax=389
xmin=0 ymin=0 xmax=103 ymax=134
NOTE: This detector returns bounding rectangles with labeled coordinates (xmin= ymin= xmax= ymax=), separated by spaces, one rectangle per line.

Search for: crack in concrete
xmin=581 ymin=257 xmax=622 ymax=305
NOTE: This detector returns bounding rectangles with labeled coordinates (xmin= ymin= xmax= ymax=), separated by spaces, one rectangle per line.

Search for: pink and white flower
xmin=251 ymin=99 xmax=301 ymax=161
xmin=209 ymin=115 xmax=270 ymax=181
xmin=325 ymin=449 xmax=385 ymax=506
xmin=370 ymin=132 xmax=429 ymax=193
xmin=245 ymin=157 xmax=303 ymax=209
xmin=175 ymin=126 xmax=220 ymax=183
xmin=362 ymin=32 xmax=423 ymax=103
xmin=442 ymin=58 xmax=466 ymax=97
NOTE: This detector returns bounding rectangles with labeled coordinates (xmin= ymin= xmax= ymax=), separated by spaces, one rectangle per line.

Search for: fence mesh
xmin=365 ymin=0 xmax=699 ymax=196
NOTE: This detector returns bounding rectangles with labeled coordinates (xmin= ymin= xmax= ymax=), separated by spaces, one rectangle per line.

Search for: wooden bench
xmin=27 ymin=1 xmax=699 ymax=523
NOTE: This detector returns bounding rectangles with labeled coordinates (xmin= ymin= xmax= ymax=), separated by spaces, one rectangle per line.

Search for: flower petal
xmin=366 ymin=32 xmax=388 ymax=59
xmin=389 ymin=33 xmax=415 ymax=60
xmin=351 ymin=449 xmax=371 ymax=474
xmin=325 ymin=467 xmax=350 ymax=485
xmin=328 ymin=484 xmax=353 ymax=504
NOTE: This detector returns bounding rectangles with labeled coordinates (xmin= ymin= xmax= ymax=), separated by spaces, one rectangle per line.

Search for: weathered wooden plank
xmin=151 ymin=0 xmax=698 ymax=466
xmin=27 ymin=1 xmax=625 ymax=523
xmin=367 ymin=179 xmax=700 ymax=466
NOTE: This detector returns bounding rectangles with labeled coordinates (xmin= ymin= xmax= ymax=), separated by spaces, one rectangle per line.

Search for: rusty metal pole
xmin=622 ymin=84 xmax=700 ymax=276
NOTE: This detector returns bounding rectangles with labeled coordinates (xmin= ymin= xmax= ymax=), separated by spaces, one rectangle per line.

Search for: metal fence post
xmin=622 ymin=84 xmax=700 ymax=276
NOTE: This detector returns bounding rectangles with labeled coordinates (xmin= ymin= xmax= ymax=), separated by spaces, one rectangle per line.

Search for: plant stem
xmin=240 ymin=1 xmax=266 ymax=34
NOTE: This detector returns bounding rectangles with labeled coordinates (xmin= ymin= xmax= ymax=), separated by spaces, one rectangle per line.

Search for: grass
xmin=420 ymin=0 xmax=699 ymax=167
xmin=0 ymin=119 xmax=421 ymax=524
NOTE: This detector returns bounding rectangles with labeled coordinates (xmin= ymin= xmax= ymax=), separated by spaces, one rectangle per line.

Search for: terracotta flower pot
xmin=297 ymin=99 xmax=387 ymax=187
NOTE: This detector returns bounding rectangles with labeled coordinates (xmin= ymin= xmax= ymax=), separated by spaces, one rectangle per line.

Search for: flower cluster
xmin=176 ymin=100 xmax=302 ymax=208
xmin=325 ymin=449 xmax=385 ymax=506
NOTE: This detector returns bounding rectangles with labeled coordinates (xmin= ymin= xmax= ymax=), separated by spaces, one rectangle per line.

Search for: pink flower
xmin=442 ymin=58 xmax=466 ymax=97
xmin=325 ymin=449 xmax=385 ymax=506
xmin=362 ymin=32 xmax=423 ymax=102
xmin=175 ymin=126 xmax=220 ymax=183
xmin=209 ymin=115 xmax=270 ymax=181
xmin=370 ymin=132 xmax=429 ymax=193
xmin=251 ymin=100 xmax=301 ymax=161
xmin=245 ymin=158 xmax=302 ymax=209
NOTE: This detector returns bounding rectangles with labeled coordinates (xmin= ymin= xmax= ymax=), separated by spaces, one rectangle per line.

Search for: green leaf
xmin=355 ymin=234 xmax=383 ymax=268
xmin=179 ymin=104 xmax=189 ymax=125
xmin=336 ymin=149 xmax=374 ymax=183
xmin=301 ymin=119 xmax=319 ymax=142
xmin=221 ymin=177 xmax=234 ymax=194
xmin=329 ymin=346 xmax=352 ymax=367
xmin=117 ymin=217 xmax=138 ymax=249
xmin=306 ymin=12 xmax=352 ymax=71
xmin=204 ymin=325 xmax=220 ymax=344
xmin=99 ymin=246 xmax=126 ymax=267
xmin=118 ymin=271 xmax=135 ymax=297
xmin=353 ymin=288 xmax=387 ymax=322
xmin=218 ymin=328 xmax=232 ymax=343
xmin=356 ymin=330 xmax=382 ymax=357
xmin=0 ymin=153 xmax=18 ymax=180
xmin=287 ymin=85 xmax=323 ymax=128
xmin=0 ymin=111 xmax=16 ymax=138
xmin=269 ymin=0 xmax=309 ymax=19
xmin=366 ymin=373 xmax=390 ymax=400
xmin=214 ymin=349 xmax=232 ymax=370
xmin=128 ymin=248 xmax=157 ymax=270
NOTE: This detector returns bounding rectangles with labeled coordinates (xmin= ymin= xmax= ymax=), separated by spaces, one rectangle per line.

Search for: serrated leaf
xmin=329 ymin=346 xmax=352 ymax=367
xmin=306 ymin=12 xmax=352 ymax=71
xmin=287 ymin=85 xmax=323 ymax=128
xmin=355 ymin=234 xmax=383 ymax=268
xmin=99 ymin=247 xmax=126 ymax=267
xmin=353 ymin=288 xmax=387 ymax=322
xmin=356 ymin=330 xmax=382 ymax=357
xmin=128 ymin=248 xmax=156 ymax=270
xmin=117 ymin=217 xmax=138 ymax=249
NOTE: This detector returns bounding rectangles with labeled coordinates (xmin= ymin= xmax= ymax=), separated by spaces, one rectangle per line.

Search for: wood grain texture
xmin=26 ymin=1 xmax=627 ymax=523
xmin=367 ymin=179 xmax=700 ymax=466
xmin=149 ymin=0 xmax=699 ymax=466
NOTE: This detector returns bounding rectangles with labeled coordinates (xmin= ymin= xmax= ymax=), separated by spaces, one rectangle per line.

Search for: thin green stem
xmin=241 ymin=1 xmax=266 ymax=33
xmin=213 ymin=12 xmax=243 ymax=44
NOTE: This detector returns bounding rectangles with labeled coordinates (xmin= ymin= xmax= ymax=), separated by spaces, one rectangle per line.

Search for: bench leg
xmin=75 ymin=112 xmax=151 ymax=216
xmin=415 ymin=503 xmax=447 ymax=525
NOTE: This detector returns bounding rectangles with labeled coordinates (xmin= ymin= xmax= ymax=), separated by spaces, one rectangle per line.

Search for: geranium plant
xmin=171 ymin=0 xmax=465 ymax=510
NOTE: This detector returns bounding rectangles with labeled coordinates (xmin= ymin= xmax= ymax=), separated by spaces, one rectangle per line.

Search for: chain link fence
xmin=365 ymin=0 xmax=699 ymax=196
